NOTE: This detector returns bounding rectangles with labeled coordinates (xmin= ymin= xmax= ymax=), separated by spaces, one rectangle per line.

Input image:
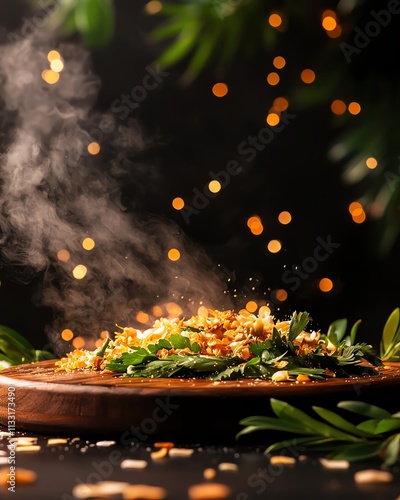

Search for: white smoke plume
xmin=0 ymin=33 xmax=230 ymax=354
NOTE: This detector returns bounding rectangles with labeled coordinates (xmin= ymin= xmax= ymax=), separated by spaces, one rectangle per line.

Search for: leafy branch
xmin=238 ymin=398 xmax=400 ymax=467
xmin=0 ymin=325 xmax=54 ymax=370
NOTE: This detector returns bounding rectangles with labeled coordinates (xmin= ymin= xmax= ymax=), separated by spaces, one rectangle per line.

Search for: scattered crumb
xmin=96 ymin=440 xmax=116 ymax=447
xmin=151 ymin=447 xmax=169 ymax=460
xmin=319 ymin=458 xmax=350 ymax=470
xmin=120 ymin=459 xmax=148 ymax=470
xmin=168 ymin=448 xmax=194 ymax=458
xmin=9 ymin=437 xmax=38 ymax=446
xmin=188 ymin=482 xmax=231 ymax=500
xmin=70 ymin=437 xmax=81 ymax=444
xmin=0 ymin=432 xmax=12 ymax=439
xmin=354 ymin=469 xmax=393 ymax=484
xmin=0 ymin=458 xmax=9 ymax=465
xmin=0 ymin=467 xmax=37 ymax=486
xmin=72 ymin=481 xmax=129 ymax=499
xmin=15 ymin=445 xmax=41 ymax=453
xmin=298 ymin=455 xmax=308 ymax=462
xmin=153 ymin=442 xmax=174 ymax=449
xmin=218 ymin=462 xmax=238 ymax=472
xmin=269 ymin=455 xmax=296 ymax=465
xmin=203 ymin=468 xmax=217 ymax=480
xmin=122 ymin=484 xmax=167 ymax=500
xmin=47 ymin=438 xmax=69 ymax=446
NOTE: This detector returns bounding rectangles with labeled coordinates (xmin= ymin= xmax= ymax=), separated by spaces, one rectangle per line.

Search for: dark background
xmin=0 ymin=0 xmax=399 ymax=350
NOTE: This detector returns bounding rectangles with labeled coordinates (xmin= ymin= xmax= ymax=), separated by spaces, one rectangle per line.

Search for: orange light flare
xmin=50 ymin=58 xmax=64 ymax=73
xmin=136 ymin=311 xmax=150 ymax=324
xmin=273 ymin=97 xmax=289 ymax=112
xmin=267 ymin=240 xmax=282 ymax=253
xmin=82 ymin=237 xmax=95 ymax=251
xmin=348 ymin=102 xmax=361 ymax=115
xmin=41 ymin=69 xmax=60 ymax=85
xmin=72 ymin=264 xmax=87 ymax=280
xmin=166 ymin=302 xmax=183 ymax=317
xmin=246 ymin=301 xmax=258 ymax=313
xmin=168 ymin=248 xmax=181 ymax=261
xmin=331 ymin=99 xmax=346 ymax=115
xmin=247 ymin=215 xmax=264 ymax=235
xmin=300 ymin=69 xmax=316 ymax=84
xmin=152 ymin=305 xmax=163 ymax=317
xmin=366 ymin=157 xmax=378 ymax=170
xmin=327 ymin=25 xmax=342 ymax=39
xmin=61 ymin=329 xmax=74 ymax=341
xmin=266 ymin=72 xmax=280 ymax=86
xmin=72 ymin=336 xmax=85 ymax=349
xmin=208 ymin=180 xmax=222 ymax=194
xmin=319 ymin=278 xmax=333 ymax=292
xmin=57 ymin=248 xmax=70 ymax=262
xmin=172 ymin=197 xmax=185 ymax=210
xmin=273 ymin=56 xmax=286 ymax=69
xmin=145 ymin=1 xmax=163 ymax=15
xmin=278 ymin=211 xmax=292 ymax=225
xmin=87 ymin=142 xmax=101 ymax=155
xmin=212 ymin=82 xmax=228 ymax=98
xmin=266 ymin=112 xmax=280 ymax=126
xmin=268 ymin=12 xmax=285 ymax=30
xmin=274 ymin=289 xmax=288 ymax=302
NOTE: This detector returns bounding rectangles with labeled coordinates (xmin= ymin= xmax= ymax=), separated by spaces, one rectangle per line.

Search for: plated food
xmin=55 ymin=307 xmax=383 ymax=381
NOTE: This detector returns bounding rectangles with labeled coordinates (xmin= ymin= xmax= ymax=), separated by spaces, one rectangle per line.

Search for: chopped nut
xmin=271 ymin=370 xmax=290 ymax=382
xmin=296 ymin=374 xmax=310 ymax=382
xmin=9 ymin=437 xmax=38 ymax=446
xmin=151 ymin=447 xmax=169 ymax=460
xmin=188 ymin=482 xmax=231 ymax=500
xmin=154 ymin=441 xmax=174 ymax=449
xmin=319 ymin=458 xmax=350 ymax=470
xmin=47 ymin=438 xmax=69 ymax=446
xmin=218 ymin=462 xmax=238 ymax=471
xmin=0 ymin=467 xmax=37 ymax=486
xmin=120 ymin=459 xmax=148 ymax=469
xmin=168 ymin=448 xmax=194 ymax=457
xmin=269 ymin=455 xmax=296 ymax=465
xmin=72 ymin=481 xmax=129 ymax=499
xmin=122 ymin=484 xmax=167 ymax=500
xmin=95 ymin=440 xmax=116 ymax=447
xmin=15 ymin=445 xmax=41 ymax=453
xmin=203 ymin=468 xmax=217 ymax=480
xmin=354 ymin=469 xmax=393 ymax=484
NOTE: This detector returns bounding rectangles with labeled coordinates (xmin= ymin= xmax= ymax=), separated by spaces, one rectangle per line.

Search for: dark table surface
xmin=1 ymin=427 xmax=399 ymax=500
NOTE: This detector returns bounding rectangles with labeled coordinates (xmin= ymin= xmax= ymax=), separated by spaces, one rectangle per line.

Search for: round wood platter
xmin=0 ymin=360 xmax=399 ymax=443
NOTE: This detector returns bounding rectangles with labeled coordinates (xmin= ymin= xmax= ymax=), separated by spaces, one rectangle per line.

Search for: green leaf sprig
xmin=380 ymin=308 xmax=400 ymax=361
xmin=0 ymin=325 xmax=54 ymax=370
xmin=238 ymin=398 xmax=400 ymax=467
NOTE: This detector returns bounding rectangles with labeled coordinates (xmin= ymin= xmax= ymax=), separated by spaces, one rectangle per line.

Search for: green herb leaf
xmin=327 ymin=318 xmax=348 ymax=346
xmin=312 ymin=406 xmax=374 ymax=438
xmin=338 ymin=401 xmax=391 ymax=419
xmin=328 ymin=441 xmax=386 ymax=462
xmin=384 ymin=434 xmax=400 ymax=466
xmin=94 ymin=337 xmax=111 ymax=357
xmin=288 ymin=312 xmax=309 ymax=342
xmin=374 ymin=418 xmax=400 ymax=434
xmin=350 ymin=319 xmax=362 ymax=345
xmin=168 ymin=334 xmax=192 ymax=350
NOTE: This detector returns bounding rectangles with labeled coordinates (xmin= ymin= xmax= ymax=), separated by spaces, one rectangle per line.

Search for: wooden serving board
xmin=0 ymin=360 xmax=399 ymax=443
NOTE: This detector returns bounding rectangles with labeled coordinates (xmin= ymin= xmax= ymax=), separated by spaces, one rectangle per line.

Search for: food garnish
xmin=56 ymin=307 xmax=384 ymax=381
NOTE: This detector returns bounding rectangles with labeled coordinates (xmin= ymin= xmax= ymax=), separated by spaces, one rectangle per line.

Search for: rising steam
xmin=0 ymin=33 xmax=229 ymax=354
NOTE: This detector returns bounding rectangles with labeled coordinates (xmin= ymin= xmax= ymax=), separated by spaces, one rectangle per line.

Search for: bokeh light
xmin=319 ymin=278 xmax=333 ymax=292
xmin=247 ymin=215 xmax=264 ymax=235
xmin=153 ymin=305 xmax=163 ymax=317
xmin=168 ymin=248 xmax=181 ymax=261
xmin=322 ymin=16 xmax=337 ymax=31
xmin=208 ymin=180 xmax=222 ymax=193
xmin=41 ymin=70 xmax=60 ymax=85
xmin=72 ymin=336 xmax=85 ymax=349
xmin=274 ymin=289 xmax=288 ymax=302
xmin=267 ymin=72 xmax=280 ymax=86
xmin=136 ymin=311 xmax=149 ymax=324
xmin=145 ymin=1 xmax=162 ymax=14
xmin=268 ymin=13 xmax=282 ymax=28
xmin=331 ymin=99 xmax=346 ymax=115
xmin=172 ymin=197 xmax=185 ymax=210
xmin=273 ymin=56 xmax=286 ymax=69
xmin=278 ymin=211 xmax=292 ymax=224
xmin=266 ymin=112 xmax=280 ymax=126
xmin=212 ymin=83 xmax=228 ymax=97
xmin=246 ymin=301 xmax=258 ymax=313
xmin=267 ymin=240 xmax=282 ymax=253
xmin=82 ymin=237 xmax=95 ymax=251
xmin=348 ymin=102 xmax=361 ymax=115
xmin=61 ymin=329 xmax=74 ymax=341
xmin=300 ymin=69 xmax=316 ymax=84
xmin=273 ymin=97 xmax=289 ymax=111
xmin=366 ymin=157 xmax=378 ymax=169
xmin=72 ymin=264 xmax=88 ymax=280
xmin=50 ymin=59 xmax=64 ymax=73
xmin=87 ymin=142 xmax=101 ymax=155
xmin=47 ymin=50 xmax=61 ymax=62
xmin=57 ymin=249 xmax=70 ymax=262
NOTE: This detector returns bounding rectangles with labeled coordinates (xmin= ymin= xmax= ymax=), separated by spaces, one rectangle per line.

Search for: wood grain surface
xmin=0 ymin=360 xmax=399 ymax=442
